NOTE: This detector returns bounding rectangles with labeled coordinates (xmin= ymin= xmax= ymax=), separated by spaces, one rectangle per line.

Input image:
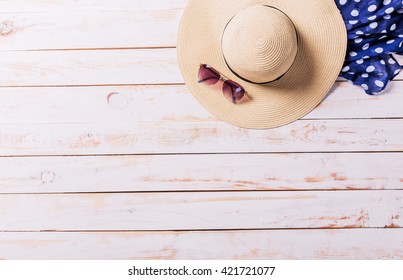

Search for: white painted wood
xmin=0 ymin=229 xmax=401 ymax=260
xmin=0 ymin=0 xmax=189 ymax=13
xmin=0 ymin=83 xmax=402 ymax=125
xmin=0 ymin=153 xmax=402 ymax=193
xmin=0 ymin=50 xmax=401 ymax=87
xmin=0 ymin=0 xmax=401 ymax=260
xmin=0 ymin=10 xmax=181 ymax=50
xmin=0 ymin=191 xmax=401 ymax=230
xmin=0 ymin=119 xmax=401 ymax=156
xmin=0 ymin=49 xmax=181 ymax=86
xmin=307 ymin=81 xmax=403 ymax=119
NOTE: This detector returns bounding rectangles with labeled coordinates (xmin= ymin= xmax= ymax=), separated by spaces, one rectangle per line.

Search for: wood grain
xmin=0 ymin=49 xmax=181 ymax=86
xmin=0 ymin=191 xmax=401 ymax=231
xmin=0 ymin=82 xmax=402 ymax=125
xmin=0 ymin=153 xmax=402 ymax=193
xmin=0 ymin=119 xmax=401 ymax=156
xmin=0 ymin=0 xmax=189 ymax=13
xmin=0 ymin=50 xmax=401 ymax=87
xmin=0 ymin=0 xmax=402 ymax=260
xmin=0 ymin=10 xmax=181 ymax=50
xmin=0 ymin=229 xmax=402 ymax=260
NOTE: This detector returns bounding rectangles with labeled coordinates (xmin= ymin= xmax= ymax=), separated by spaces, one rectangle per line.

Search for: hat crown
xmin=221 ymin=5 xmax=298 ymax=84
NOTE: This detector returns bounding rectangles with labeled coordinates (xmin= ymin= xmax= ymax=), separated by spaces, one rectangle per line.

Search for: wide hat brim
xmin=177 ymin=0 xmax=347 ymax=129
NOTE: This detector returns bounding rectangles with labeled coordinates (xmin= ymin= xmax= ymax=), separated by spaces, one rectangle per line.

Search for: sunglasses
xmin=198 ymin=64 xmax=246 ymax=104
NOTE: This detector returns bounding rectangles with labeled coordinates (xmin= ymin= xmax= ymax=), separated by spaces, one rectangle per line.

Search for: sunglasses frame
xmin=198 ymin=64 xmax=246 ymax=104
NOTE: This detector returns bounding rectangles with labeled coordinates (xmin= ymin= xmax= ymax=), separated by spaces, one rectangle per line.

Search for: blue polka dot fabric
xmin=335 ymin=0 xmax=403 ymax=95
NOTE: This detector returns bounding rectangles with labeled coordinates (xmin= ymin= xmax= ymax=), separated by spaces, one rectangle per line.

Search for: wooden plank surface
xmin=0 ymin=49 xmax=181 ymax=86
xmin=0 ymin=0 xmax=189 ymax=13
xmin=0 ymin=153 xmax=402 ymax=193
xmin=0 ymin=119 xmax=401 ymax=156
xmin=0 ymin=50 xmax=401 ymax=87
xmin=1 ymin=0 xmax=402 ymax=260
xmin=0 ymin=229 xmax=402 ymax=260
xmin=0 ymin=11 xmax=181 ymax=50
xmin=0 ymin=83 xmax=402 ymax=125
xmin=0 ymin=191 xmax=401 ymax=231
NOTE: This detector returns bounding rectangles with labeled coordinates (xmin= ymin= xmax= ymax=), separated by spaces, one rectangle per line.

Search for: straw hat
xmin=177 ymin=0 xmax=347 ymax=129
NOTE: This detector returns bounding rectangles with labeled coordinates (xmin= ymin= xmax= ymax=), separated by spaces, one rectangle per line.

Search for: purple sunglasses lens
xmin=198 ymin=64 xmax=220 ymax=85
xmin=223 ymin=80 xmax=245 ymax=104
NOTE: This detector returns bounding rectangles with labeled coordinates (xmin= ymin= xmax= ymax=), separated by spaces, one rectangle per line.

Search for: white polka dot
xmin=375 ymin=48 xmax=383 ymax=53
xmin=380 ymin=60 xmax=386 ymax=65
xmin=395 ymin=69 xmax=401 ymax=75
xmin=351 ymin=10 xmax=359 ymax=17
xmin=366 ymin=66 xmax=375 ymax=73
xmin=349 ymin=51 xmax=358 ymax=57
xmin=368 ymin=15 xmax=377 ymax=21
xmin=381 ymin=30 xmax=387 ymax=33
xmin=356 ymin=31 xmax=364 ymax=35
xmin=355 ymin=38 xmax=363 ymax=44
xmin=375 ymin=80 xmax=384 ymax=87
xmin=398 ymin=8 xmax=403 ymax=14
xmin=383 ymin=0 xmax=391 ymax=4
xmin=339 ymin=0 xmax=347 ymax=5
xmin=342 ymin=66 xmax=350 ymax=72
xmin=390 ymin=24 xmax=396 ymax=31
xmin=368 ymin=5 xmax=377 ymax=12
xmin=362 ymin=84 xmax=369 ymax=90
xmin=363 ymin=56 xmax=370 ymax=59
xmin=349 ymin=20 xmax=359 ymax=25
xmin=388 ymin=58 xmax=396 ymax=64
xmin=369 ymin=22 xmax=378 ymax=29
xmin=356 ymin=59 xmax=364 ymax=64
xmin=362 ymin=43 xmax=370 ymax=50
xmin=354 ymin=0 xmax=361 ymax=2
xmin=387 ymin=39 xmax=395 ymax=44
xmin=385 ymin=7 xmax=394 ymax=14
xmin=384 ymin=14 xmax=391 ymax=19
xmin=362 ymin=73 xmax=369 ymax=78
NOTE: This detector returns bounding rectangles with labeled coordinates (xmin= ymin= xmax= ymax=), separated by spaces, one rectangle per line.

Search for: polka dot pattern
xmin=336 ymin=0 xmax=403 ymax=95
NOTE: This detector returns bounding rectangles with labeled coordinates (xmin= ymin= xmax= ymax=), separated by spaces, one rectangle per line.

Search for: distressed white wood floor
xmin=0 ymin=0 xmax=402 ymax=260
